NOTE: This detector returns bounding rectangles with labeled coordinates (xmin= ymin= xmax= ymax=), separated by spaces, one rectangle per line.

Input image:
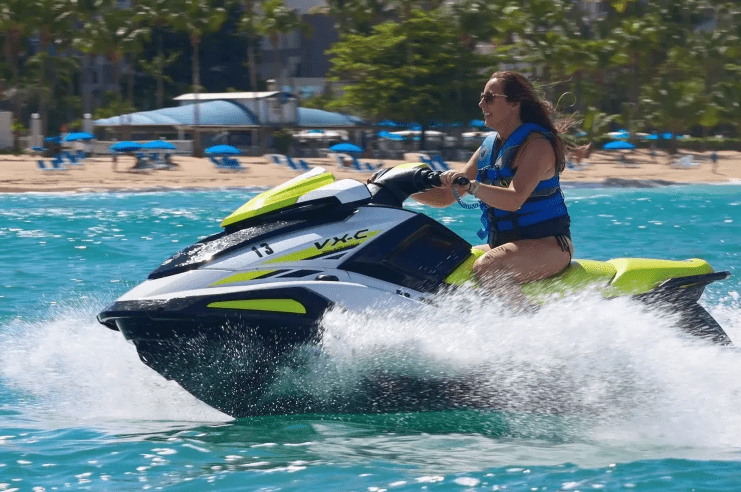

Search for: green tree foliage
xmin=167 ymin=0 xmax=228 ymax=155
xmin=327 ymin=8 xmax=483 ymax=129
xmin=2 ymin=0 xmax=740 ymax=146
xmin=258 ymin=0 xmax=312 ymax=88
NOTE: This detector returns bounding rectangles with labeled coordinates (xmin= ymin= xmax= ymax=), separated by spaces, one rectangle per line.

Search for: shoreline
xmin=2 ymin=149 xmax=740 ymax=194
xmin=5 ymin=179 xmax=740 ymax=196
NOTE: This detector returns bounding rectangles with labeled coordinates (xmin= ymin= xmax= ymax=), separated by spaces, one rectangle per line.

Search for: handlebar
xmin=368 ymin=166 xmax=472 ymax=207
xmin=425 ymin=170 xmax=470 ymax=188
xmin=454 ymin=176 xmax=470 ymax=187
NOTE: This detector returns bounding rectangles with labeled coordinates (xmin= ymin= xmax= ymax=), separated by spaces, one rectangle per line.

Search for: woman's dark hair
xmin=490 ymin=71 xmax=574 ymax=173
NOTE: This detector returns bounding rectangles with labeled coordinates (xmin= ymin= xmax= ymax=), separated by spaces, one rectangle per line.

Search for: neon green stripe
xmin=444 ymin=249 xmax=485 ymax=286
xmin=221 ymin=169 xmax=335 ymax=227
xmin=395 ymin=162 xmax=431 ymax=171
xmin=209 ymin=270 xmax=277 ymax=286
xmin=605 ymin=257 xmax=712 ymax=296
xmin=265 ymin=230 xmax=380 ymax=264
xmin=207 ymin=299 xmax=307 ymax=314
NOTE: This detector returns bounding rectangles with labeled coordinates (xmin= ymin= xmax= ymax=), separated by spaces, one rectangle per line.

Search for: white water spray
xmin=2 ymin=290 xmax=740 ymax=455
xmin=319 ymin=288 xmax=741 ymax=450
xmin=0 ymin=300 xmax=230 ymax=429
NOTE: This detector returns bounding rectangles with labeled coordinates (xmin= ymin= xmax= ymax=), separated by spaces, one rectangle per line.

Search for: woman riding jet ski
xmin=97 ymin=163 xmax=731 ymax=417
xmin=412 ymin=71 xmax=575 ymax=308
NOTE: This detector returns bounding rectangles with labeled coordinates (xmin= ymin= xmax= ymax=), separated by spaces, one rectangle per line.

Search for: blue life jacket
xmin=475 ymin=123 xmax=570 ymax=247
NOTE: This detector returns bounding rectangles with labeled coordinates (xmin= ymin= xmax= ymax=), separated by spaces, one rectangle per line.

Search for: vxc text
xmin=314 ymin=229 xmax=369 ymax=250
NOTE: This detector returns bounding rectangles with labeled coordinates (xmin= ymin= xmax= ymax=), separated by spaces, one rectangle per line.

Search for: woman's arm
xmin=410 ymin=148 xmax=481 ymax=207
xmin=441 ymin=136 xmax=556 ymax=212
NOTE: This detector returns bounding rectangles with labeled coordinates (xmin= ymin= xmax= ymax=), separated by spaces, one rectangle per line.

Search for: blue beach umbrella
xmin=64 ymin=132 xmax=94 ymax=142
xmin=329 ymin=142 xmax=363 ymax=154
xmin=603 ymin=140 xmax=635 ymax=150
xmin=45 ymin=136 xmax=62 ymax=143
xmin=378 ymin=120 xmax=400 ymax=127
xmin=143 ymin=140 xmax=176 ymax=150
xmin=110 ymin=141 xmax=143 ymax=152
xmin=205 ymin=144 xmax=241 ymax=155
xmin=378 ymin=131 xmax=405 ymax=140
xmin=469 ymin=119 xmax=487 ymax=129
xmin=607 ymin=130 xmax=631 ymax=140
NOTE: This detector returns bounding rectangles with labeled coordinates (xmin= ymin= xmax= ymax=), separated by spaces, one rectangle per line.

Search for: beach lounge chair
xmin=209 ymin=155 xmax=231 ymax=170
xmin=50 ymin=157 xmax=68 ymax=171
xmin=209 ymin=155 xmax=246 ymax=171
xmin=62 ymin=151 xmax=82 ymax=165
xmin=285 ymin=156 xmax=312 ymax=171
xmin=267 ymin=154 xmax=287 ymax=166
xmin=350 ymin=156 xmax=382 ymax=172
xmin=130 ymin=156 xmax=154 ymax=172
xmin=566 ymin=159 xmax=589 ymax=171
xmin=37 ymin=160 xmax=54 ymax=171
xmin=431 ymin=155 xmax=450 ymax=171
xmin=330 ymin=153 xmax=348 ymax=168
xmin=146 ymin=153 xmax=176 ymax=170
xmin=671 ymin=155 xmax=699 ymax=169
xmin=331 ymin=153 xmax=361 ymax=170
xmin=37 ymin=159 xmax=67 ymax=171
xmin=418 ymin=154 xmax=437 ymax=169
xmin=223 ymin=157 xmax=247 ymax=171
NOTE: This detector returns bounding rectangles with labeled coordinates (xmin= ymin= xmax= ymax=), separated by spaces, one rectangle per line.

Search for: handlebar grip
xmin=424 ymin=171 xmax=470 ymax=188
xmin=425 ymin=170 xmax=443 ymax=188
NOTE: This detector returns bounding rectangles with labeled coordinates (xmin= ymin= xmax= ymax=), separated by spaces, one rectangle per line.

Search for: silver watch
xmin=468 ymin=181 xmax=480 ymax=198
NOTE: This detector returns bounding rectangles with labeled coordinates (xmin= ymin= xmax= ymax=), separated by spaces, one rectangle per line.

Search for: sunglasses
xmin=480 ymin=92 xmax=507 ymax=104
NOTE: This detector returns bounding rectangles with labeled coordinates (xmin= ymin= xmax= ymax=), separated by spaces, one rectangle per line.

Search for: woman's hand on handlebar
xmin=438 ymin=170 xmax=471 ymax=191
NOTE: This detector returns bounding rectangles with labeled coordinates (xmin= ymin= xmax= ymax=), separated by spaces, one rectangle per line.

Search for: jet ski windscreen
xmin=341 ymin=214 xmax=472 ymax=292
xmin=148 ymin=220 xmax=302 ymax=279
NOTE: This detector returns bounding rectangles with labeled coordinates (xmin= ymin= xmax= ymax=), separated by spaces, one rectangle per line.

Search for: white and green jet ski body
xmin=98 ymin=163 xmax=731 ymax=417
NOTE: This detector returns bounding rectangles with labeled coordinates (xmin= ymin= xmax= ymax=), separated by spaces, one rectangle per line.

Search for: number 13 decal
xmin=251 ymin=243 xmax=274 ymax=258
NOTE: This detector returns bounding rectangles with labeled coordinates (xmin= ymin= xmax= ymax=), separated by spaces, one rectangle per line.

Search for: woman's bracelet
xmin=467 ymin=180 xmax=480 ymax=198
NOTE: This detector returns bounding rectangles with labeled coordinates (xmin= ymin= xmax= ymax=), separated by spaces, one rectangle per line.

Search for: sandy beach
xmin=1 ymin=149 xmax=739 ymax=193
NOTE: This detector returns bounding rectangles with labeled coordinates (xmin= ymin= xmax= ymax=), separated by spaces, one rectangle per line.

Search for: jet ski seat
xmin=448 ymin=250 xmax=716 ymax=299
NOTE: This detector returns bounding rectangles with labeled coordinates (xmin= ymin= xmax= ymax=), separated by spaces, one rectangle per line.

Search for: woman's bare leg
xmin=472 ymin=237 xmax=573 ymax=309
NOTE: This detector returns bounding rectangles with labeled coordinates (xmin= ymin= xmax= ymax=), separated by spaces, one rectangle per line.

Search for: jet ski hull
xmin=96 ymin=166 xmax=733 ymax=417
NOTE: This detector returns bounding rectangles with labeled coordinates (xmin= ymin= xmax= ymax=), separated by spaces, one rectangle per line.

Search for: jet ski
xmin=97 ymin=163 xmax=732 ymax=417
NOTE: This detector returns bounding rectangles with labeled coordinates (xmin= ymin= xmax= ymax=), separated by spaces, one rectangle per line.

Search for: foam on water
xmin=1 ymin=186 xmax=740 ymax=480
xmin=318 ymin=288 xmax=741 ymax=455
xmin=0 ymin=300 xmax=229 ymax=429
xmin=2 ymin=287 xmax=740 ymax=460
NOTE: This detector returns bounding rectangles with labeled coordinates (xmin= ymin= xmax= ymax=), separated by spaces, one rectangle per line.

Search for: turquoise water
xmin=1 ymin=183 xmax=741 ymax=490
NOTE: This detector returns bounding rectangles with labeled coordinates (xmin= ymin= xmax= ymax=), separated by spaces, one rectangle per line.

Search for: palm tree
xmin=0 ymin=0 xmax=34 ymax=121
xmin=27 ymin=0 xmax=78 ymax=135
xmin=75 ymin=0 xmax=148 ymax=116
xmin=322 ymin=0 xmax=392 ymax=35
xmin=236 ymin=0 xmax=262 ymax=93
xmin=137 ymin=0 xmax=178 ymax=109
xmin=168 ymin=0 xmax=228 ymax=156
xmin=258 ymin=0 xmax=311 ymax=94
